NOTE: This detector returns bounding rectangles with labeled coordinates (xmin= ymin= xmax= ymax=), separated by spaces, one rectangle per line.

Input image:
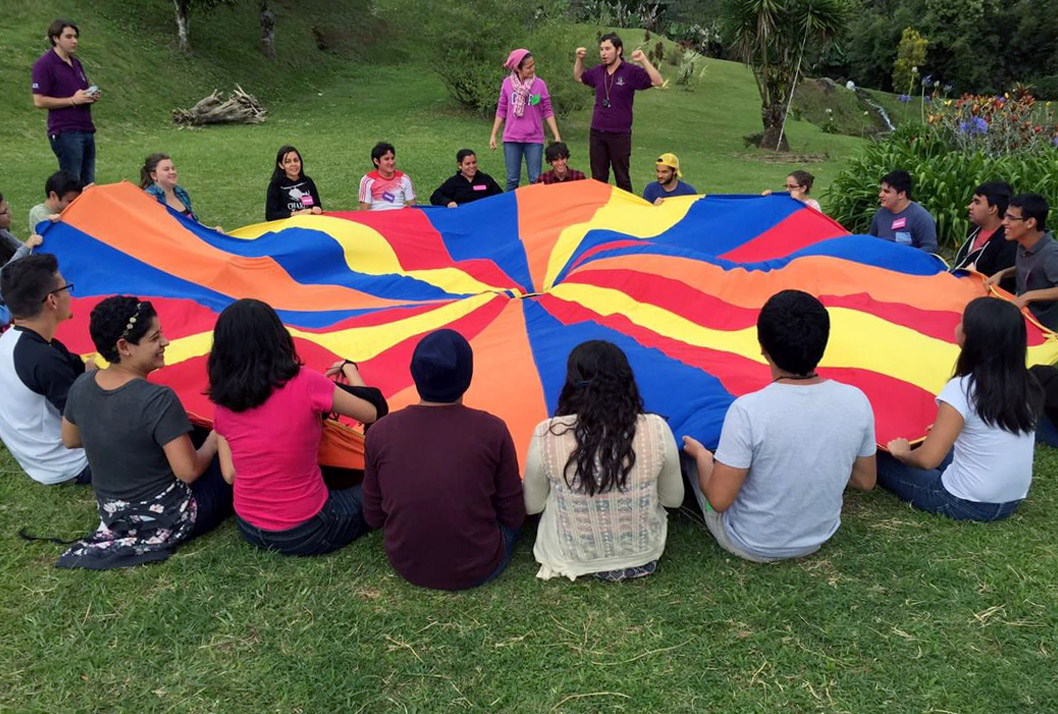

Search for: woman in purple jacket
xmin=489 ymin=48 xmax=562 ymax=191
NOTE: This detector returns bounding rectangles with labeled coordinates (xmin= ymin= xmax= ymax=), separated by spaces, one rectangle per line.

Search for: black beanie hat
xmin=410 ymin=329 xmax=473 ymax=403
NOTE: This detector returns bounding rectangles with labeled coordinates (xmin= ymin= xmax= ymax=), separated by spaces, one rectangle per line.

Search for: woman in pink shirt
xmin=489 ymin=48 xmax=562 ymax=191
xmin=207 ymin=299 xmax=385 ymax=555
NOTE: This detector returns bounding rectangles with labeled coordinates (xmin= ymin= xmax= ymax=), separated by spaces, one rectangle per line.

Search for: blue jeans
xmin=1037 ymin=414 xmax=1058 ymax=448
xmin=189 ymin=460 xmax=234 ymax=539
xmin=876 ymin=452 xmax=1022 ymax=522
xmin=477 ymin=522 xmax=520 ymax=585
xmin=48 ymin=130 xmax=96 ymax=185
xmin=236 ymin=484 xmax=369 ymax=556
xmin=503 ymin=142 xmax=543 ymax=191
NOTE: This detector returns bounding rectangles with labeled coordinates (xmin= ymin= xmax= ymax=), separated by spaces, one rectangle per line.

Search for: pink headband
xmin=504 ymin=48 xmax=531 ymax=71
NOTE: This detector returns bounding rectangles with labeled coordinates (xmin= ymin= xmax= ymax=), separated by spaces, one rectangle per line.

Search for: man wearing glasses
xmin=0 ymin=253 xmax=91 ymax=485
xmin=986 ymin=193 xmax=1058 ymax=330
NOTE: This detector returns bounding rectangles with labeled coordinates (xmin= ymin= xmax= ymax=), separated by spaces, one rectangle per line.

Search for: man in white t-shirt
xmin=358 ymin=142 xmax=416 ymax=211
xmin=683 ymin=290 xmax=877 ymax=562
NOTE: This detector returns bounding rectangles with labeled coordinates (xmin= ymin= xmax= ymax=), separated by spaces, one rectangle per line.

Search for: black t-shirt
xmin=266 ymin=175 xmax=323 ymax=220
xmin=65 ymin=374 xmax=192 ymax=502
xmin=429 ymin=172 xmax=503 ymax=206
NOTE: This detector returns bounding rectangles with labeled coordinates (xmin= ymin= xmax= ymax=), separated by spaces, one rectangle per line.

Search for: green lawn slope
xmin=2 ymin=3 xmax=1057 ymax=713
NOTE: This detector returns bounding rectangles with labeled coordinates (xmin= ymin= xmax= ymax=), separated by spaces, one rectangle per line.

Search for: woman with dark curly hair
xmin=522 ymin=340 xmax=683 ymax=581
xmin=207 ymin=298 xmax=387 ymax=556
xmin=57 ymin=296 xmax=232 ymax=569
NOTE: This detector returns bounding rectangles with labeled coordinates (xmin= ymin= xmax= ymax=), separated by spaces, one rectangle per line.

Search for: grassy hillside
xmin=1 ymin=1 xmax=868 ymax=232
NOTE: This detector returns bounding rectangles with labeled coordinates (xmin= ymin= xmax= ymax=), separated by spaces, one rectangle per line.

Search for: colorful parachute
xmin=45 ymin=181 xmax=1057 ymax=468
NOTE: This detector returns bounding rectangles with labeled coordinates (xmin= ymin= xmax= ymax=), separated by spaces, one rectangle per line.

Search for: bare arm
xmin=574 ymin=47 xmax=586 ymax=83
xmin=683 ymin=436 xmax=747 ymax=512
xmin=630 ymin=49 xmax=664 ymax=87
xmin=847 ymin=454 xmax=877 ymax=491
xmin=489 ymin=115 xmax=504 ymax=150
xmin=34 ymin=89 xmax=97 ymax=109
xmin=61 ymin=417 xmax=82 ymax=449
xmin=162 ymin=430 xmax=219 ymax=484
xmin=887 ymin=402 xmax=964 ymax=471
xmin=545 ymin=115 xmax=561 ymax=143
xmin=1017 ymin=286 xmax=1058 ymax=308
xmin=358 ymin=202 xmax=372 ymax=211
xmin=217 ymin=434 xmax=236 ymax=485
xmin=984 ymin=266 xmax=1015 ymax=288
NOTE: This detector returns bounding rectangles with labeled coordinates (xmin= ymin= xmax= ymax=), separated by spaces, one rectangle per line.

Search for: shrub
xmin=927 ymin=93 xmax=1058 ymax=156
xmin=375 ymin=0 xmax=590 ymax=117
xmin=825 ymin=125 xmax=1058 ymax=249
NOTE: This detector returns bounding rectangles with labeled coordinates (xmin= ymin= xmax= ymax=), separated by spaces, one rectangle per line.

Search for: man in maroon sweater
xmin=362 ymin=329 xmax=525 ymax=590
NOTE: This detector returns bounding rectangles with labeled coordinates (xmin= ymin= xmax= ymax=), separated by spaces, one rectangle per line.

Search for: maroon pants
xmin=589 ymin=129 xmax=633 ymax=193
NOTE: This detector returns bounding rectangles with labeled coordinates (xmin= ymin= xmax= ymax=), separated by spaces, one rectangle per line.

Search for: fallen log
xmin=173 ymin=85 xmax=267 ymax=126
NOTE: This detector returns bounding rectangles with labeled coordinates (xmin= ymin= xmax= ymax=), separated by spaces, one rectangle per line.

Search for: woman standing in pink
xmin=489 ymin=48 xmax=562 ymax=191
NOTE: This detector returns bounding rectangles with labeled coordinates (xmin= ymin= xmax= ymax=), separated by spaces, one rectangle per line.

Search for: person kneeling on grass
xmin=429 ymin=149 xmax=503 ymax=207
xmin=523 ymin=340 xmax=683 ymax=581
xmin=363 ymin=329 xmax=525 ymax=590
xmin=682 ymin=290 xmax=877 ymax=563
xmin=879 ymin=297 xmax=1041 ymax=521
xmin=208 ymin=299 xmax=386 ymax=556
xmin=57 ymin=297 xmax=233 ymax=569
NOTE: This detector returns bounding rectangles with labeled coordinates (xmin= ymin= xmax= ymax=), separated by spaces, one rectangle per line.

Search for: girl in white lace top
xmin=523 ymin=341 xmax=683 ymax=581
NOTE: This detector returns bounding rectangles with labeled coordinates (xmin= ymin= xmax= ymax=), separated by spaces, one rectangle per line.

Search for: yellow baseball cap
xmin=656 ymin=153 xmax=682 ymax=178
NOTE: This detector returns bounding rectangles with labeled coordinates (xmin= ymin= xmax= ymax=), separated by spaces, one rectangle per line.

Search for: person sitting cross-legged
xmin=0 ymin=253 xmax=89 ymax=485
xmin=208 ymin=298 xmax=386 ymax=556
xmin=682 ymin=290 xmax=877 ymax=563
xmin=524 ymin=340 xmax=684 ymax=581
xmin=363 ymin=329 xmax=525 ymax=590
xmin=57 ymin=296 xmax=233 ymax=568
xmin=879 ymin=297 xmax=1041 ymax=521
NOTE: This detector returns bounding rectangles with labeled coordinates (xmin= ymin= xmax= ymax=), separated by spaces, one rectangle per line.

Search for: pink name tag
xmin=891 ymin=217 xmax=907 ymax=229
xmin=300 ymin=194 xmax=315 ymax=207
xmin=473 ymin=184 xmax=487 ymax=191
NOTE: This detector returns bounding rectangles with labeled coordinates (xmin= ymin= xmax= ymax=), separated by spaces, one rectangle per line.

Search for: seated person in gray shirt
xmin=868 ymin=169 xmax=938 ymax=254
xmin=682 ymin=290 xmax=877 ymax=562
xmin=985 ymin=193 xmax=1058 ymax=331
xmin=58 ymin=296 xmax=232 ymax=569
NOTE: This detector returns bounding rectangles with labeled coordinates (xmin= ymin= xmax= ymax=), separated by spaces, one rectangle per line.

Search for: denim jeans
xmin=503 ymin=141 xmax=543 ymax=191
xmin=189 ymin=460 xmax=234 ymax=539
xmin=237 ymin=484 xmax=369 ymax=556
xmin=477 ymin=522 xmax=520 ymax=585
xmin=1036 ymin=414 xmax=1058 ymax=448
xmin=876 ymin=452 xmax=1022 ymax=522
xmin=48 ymin=130 xmax=96 ymax=186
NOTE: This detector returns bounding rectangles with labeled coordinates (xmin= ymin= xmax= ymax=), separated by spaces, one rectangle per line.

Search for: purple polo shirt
xmin=31 ymin=49 xmax=95 ymax=136
xmin=581 ymin=61 xmax=653 ymax=134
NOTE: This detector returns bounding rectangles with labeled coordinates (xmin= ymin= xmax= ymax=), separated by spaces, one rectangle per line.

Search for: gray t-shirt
xmin=1015 ymin=232 xmax=1058 ymax=330
xmin=65 ymin=373 xmax=192 ymax=502
xmin=715 ymin=380 xmax=876 ymax=560
xmin=869 ymin=201 xmax=938 ymax=254
xmin=27 ymin=203 xmax=51 ymax=234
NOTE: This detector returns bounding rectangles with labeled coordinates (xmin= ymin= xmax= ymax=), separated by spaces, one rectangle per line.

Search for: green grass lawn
xmin=3 ymin=2 xmax=1058 ymax=712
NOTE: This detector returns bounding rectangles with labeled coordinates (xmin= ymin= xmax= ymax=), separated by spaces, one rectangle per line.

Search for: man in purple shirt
xmin=31 ymin=19 xmax=100 ymax=186
xmin=574 ymin=32 xmax=663 ymax=193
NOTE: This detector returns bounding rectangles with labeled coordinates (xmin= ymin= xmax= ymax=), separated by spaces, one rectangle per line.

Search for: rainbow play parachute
xmin=43 ymin=181 xmax=1057 ymax=468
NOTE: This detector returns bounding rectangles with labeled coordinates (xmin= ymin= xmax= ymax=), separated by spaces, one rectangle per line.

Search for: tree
xmin=891 ymin=27 xmax=927 ymax=97
xmin=258 ymin=0 xmax=276 ymax=59
xmin=170 ymin=0 xmax=237 ymax=53
xmin=728 ymin=0 xmax=845 ymax=150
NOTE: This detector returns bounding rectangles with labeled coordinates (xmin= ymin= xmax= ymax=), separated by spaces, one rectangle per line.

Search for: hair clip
xmin=121 ymin=302 xmax=144 ymax=339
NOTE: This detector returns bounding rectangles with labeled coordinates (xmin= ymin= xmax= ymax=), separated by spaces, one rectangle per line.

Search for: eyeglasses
xmin=42 ymin=283 xmax=74 ymax=302
xmin=1004 ymin=214 xmax=1027 ymax=222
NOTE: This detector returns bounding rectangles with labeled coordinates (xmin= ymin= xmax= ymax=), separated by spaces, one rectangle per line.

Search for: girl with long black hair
xmin=880 ymin=296 xmax=1042 ymax=521
xmin=265 ymin=145 xmax=323 ymax=220
xmin=208 ymin=298 xmax=385 ymax=555
xmin=523 ymin=340 xmax=683 ymax=581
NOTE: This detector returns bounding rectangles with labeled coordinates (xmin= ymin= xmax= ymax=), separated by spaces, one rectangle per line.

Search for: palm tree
xmin=729 ymin=0 xmax=845 ymax=151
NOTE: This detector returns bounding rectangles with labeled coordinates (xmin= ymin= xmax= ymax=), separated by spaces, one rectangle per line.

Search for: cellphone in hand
xmin=86 ymin=85 xmax=100 ymax=96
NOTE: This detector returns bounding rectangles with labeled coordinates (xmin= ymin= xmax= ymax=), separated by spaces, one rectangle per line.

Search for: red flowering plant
xmin=926 ymin=91 xmax=1058 ymax=156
